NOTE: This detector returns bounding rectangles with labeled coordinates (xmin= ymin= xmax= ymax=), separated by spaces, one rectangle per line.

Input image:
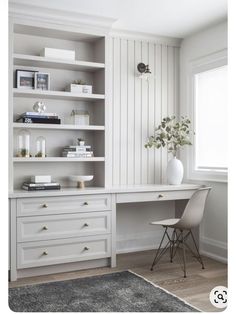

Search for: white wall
xmin=180 ymin=21 xmax=228 ymax=263
xmin=109 ymin=36 xmax=180 ymax=252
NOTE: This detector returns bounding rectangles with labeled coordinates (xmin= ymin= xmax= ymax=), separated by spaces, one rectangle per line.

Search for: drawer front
xmin=17 ymin=212 xmax=111 ymax=242
xmin=116 ymin=190 xmax=196 ymax=203
xmin=17 ymin=235 xmax=111 ymax=269
xmin=17 ymin=194 xmax=111 ymax=216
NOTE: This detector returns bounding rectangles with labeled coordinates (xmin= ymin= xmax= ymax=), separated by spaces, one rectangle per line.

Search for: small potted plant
xmin=77 ymin=138 xmax=85 ymax=146
xmin=145 ymin=116 xmax=192 ymax=184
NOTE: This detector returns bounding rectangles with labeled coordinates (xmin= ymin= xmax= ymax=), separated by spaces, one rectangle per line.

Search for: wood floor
xmin=9 ymin=249 xmax=227 ymax=312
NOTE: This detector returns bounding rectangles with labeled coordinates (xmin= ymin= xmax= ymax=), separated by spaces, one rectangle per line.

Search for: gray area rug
xmin=9 ymin=270 xmax=199 ymax=312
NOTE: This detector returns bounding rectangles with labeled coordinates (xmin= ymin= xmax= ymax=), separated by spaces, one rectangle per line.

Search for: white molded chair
xmin=150 ymin=187 xmax=211 ymax=277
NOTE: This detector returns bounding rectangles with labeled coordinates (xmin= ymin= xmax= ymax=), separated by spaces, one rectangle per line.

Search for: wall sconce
xmin=137 ymin=63 xmax=151 ymax=80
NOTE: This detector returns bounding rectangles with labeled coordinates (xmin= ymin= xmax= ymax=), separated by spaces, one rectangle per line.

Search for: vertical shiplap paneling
xmin=120 ymin=39 xmax=128 ymax=184
xmin=127 ymin=40 xmax=135 ymax=184
xmin=134 ymin=41 xmax=142 ymax=184
xmin=161 ymin=45 xmax=168 ymax=183
xmin=167 ymin=46 xmax=175 ymax=165
xmin=154 ymin=44 xmax=162 ymax=184
xmin=141 ymin=41 xmax=148 ymax=184
xmin=112 ymin=37 xmax=121 ymax=185
xmin=147 ymin=42 xmax=155 ymax=183
xmin=174 ymin=47 xmax=180 ymax=119
xmin=110 ymin=37 xmax=180 ymax=186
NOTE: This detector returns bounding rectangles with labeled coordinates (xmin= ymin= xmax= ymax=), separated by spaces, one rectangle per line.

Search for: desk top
xmin=9 ymin=184 xmax=202 ymax=199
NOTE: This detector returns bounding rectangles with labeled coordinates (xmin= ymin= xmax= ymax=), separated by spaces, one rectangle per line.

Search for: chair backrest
xmin=175 ymin=187 xmax=211 ymax=230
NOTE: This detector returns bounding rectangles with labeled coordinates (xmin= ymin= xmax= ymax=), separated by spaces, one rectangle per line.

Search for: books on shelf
xmin=63 ymin=145 xmax=91 ymax=152
xmin=62 ymin=152 xmax=94 ymax=158
xmin=22 ymin=182 xmax=61 ymax=191
xmin=17 ymin=117 xmax=61 ymax=124
xmin=62 ymin=145 xmax=93 ymax=158
xmin=16 ymin=112 xmax=61 ymax=124
xmin=21 ymin=112 xmax=58 ymax=117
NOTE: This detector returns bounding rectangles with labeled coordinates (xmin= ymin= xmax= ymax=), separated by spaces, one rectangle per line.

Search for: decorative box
xmin=65 ymin=84 xmax=93 ymax=94
xmin=65 ymin=84 xmax=83 ymax=93
xmin=82 ymin=85 xmax=93 ymax=94
xmin=71 ymin=110 xmax=90 ymax=125
xmin=40 ymin=48 xmax=75 ymax=60
xmin=31 ymin=175 xmax=51 ymax=183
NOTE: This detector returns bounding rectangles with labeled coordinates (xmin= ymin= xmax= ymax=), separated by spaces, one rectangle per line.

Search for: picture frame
xmin=16 ymin=70 xmax=38 ymax=89
xmin=35 ymin=72 xmax=50 ymax=90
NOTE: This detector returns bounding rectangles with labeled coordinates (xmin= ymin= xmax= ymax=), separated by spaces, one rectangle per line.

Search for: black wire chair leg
xmin=190 ymin=230 xmax=205 ymax=269
xmin=170 ymin=229 xmax=175 ymax=262
xmin=181 ymin=231 xmax=187 ymax=278
xmin=151 ymin=227 xmax=169 ymax=271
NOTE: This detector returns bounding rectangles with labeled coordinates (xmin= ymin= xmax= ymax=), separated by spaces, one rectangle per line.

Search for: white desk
xmin=9 ymin=184 xmax=201 ymax=281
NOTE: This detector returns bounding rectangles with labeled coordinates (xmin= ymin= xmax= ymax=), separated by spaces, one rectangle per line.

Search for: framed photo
xmin=35 ymin=72 xmax=50 ymax=90
xmin=16 ymin=70 xmax=38 ymax=89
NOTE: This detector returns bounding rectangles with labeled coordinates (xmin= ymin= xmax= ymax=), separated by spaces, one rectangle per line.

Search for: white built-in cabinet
xmin=8 ymin=14 xmax=114 ymax=281
xmin=9 ymin=22 xmax=108 ymax=190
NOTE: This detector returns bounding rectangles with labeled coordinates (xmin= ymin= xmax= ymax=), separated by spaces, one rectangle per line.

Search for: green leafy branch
xmin=145 ymin=116 xmax=193 ymax=157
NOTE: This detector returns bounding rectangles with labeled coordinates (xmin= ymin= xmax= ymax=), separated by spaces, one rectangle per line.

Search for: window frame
xmin=186 ymin=49 xmax=228 ymax=183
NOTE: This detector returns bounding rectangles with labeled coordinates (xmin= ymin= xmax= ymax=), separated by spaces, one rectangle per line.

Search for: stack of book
xmin=22 ymin=182 xmax=61 ymax=191
xmin=62 ymin=145 xmax=94 ymax=158
xmin=16 ymin=112 xmax=61 ymax=124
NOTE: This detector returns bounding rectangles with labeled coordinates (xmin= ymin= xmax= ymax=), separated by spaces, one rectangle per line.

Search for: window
xmin=195 ymin=65 xmax=227 ymax=171
xmin=187 ymin=50 xmax=227 ymax=182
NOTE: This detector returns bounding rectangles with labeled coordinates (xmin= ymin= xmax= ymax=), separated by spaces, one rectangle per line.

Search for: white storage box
xmin=65 ymin=84 xmax=93 ymax=94
xmin=65 ymin=84 xmax=83 ymax=93
xmin=82 ymin=85 xmax=93 ymax=94
xmin=40 ymin=48 xmax=75 ymax=60
xmin=31 ymin=175 xmax=51 ymax=183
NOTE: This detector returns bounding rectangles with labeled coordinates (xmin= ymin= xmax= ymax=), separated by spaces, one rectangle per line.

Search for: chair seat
xmin=150 ymin=218 xmax=180 ymax=227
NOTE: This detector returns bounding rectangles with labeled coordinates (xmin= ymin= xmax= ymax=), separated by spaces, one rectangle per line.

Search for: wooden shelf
xmin=13 ymin=157 xmax=105 ymax=162
xmin=13 ymin=123 xmax=105 ymax=131
xmin=13 ymin=89 xmax=105 ymax=101
xmin=13 ymin=53 xmax=105 ymax=72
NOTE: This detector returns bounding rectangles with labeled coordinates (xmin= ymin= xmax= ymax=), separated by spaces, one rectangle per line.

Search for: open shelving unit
xmin=13 ymin=89 xmax=105 ymax=101
xmin=9 ymin=22 xmax=107 ymax=191
xmin=13 ymin=53 xmax=105 ymax=71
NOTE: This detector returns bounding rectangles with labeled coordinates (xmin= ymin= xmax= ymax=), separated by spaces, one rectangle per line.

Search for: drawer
xmin=116 ymin=190 xmax=196 ymax=203
xmin=17 ymin=235 xmax=111 ymax=269
xmin=17 ymin=212 xmax=111 ymax=242
xmin=17 ymin=194 xmax=111 ymax=216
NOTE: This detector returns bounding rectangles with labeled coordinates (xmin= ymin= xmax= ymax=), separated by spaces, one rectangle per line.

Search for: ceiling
xmin=10 ymin=0 xmax=227 ymax=38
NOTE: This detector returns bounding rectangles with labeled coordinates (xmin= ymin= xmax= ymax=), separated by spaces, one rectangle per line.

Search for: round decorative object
xmin=167 ymin=157 xmax=184 ymax=185
xmin=69 ymin=175 xmax=94 ymax=189
xmin=17 ymin=129 xmax=31 ymax=157
xmin=137 ymin=63 xmax=146 ymax=73
xmin=33 ymin=101 xmax=46 ymax=113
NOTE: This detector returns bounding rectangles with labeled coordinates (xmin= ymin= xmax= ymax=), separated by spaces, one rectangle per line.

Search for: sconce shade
xmin=137 ymin=63 xmax=147 ymax=73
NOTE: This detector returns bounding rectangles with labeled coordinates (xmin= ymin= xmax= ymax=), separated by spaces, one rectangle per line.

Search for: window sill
xmin=187 ymin=170 xmax=228 ymax=183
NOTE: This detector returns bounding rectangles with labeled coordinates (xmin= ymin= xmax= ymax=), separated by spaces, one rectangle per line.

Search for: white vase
xmin=167 ymin=157 xmax=184 ymax=185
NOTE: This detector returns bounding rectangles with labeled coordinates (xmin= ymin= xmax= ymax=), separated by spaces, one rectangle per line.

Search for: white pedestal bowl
xmin=70 ymin=175 xmax=94 ymax=188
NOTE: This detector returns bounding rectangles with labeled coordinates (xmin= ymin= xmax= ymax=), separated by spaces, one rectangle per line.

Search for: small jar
xmin=71 ymin=110 xmax=89 ymax=125
xmin=35 ymin=136 xmax=46 ymax=157
xmin=17 ymin=129 xmax=30 ymax=157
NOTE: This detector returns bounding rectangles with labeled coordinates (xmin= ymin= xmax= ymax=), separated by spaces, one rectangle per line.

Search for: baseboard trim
xmin=200 ymin=236 xmax=227 ymax=264
xmin=200 ymin=249 xmax=227 ymax=264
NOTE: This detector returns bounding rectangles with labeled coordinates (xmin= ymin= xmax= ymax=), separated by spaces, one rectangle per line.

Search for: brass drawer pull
xmin=84 ymin=246 xmax=89 ymax=251
xmin=42 ymin=226 xmax=48 ymax=230
xmin=83 ymin=202 xmax=88 ymax=206
xmin=84 ymin=223 xmax=89 ymax=227
xmin=42 ymin=251 xmax=48 ymax=256
xmin=42 ymin=204 xmax=48 ymax=208
xmin=158 ymin=194 xmax=164 ymax=198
